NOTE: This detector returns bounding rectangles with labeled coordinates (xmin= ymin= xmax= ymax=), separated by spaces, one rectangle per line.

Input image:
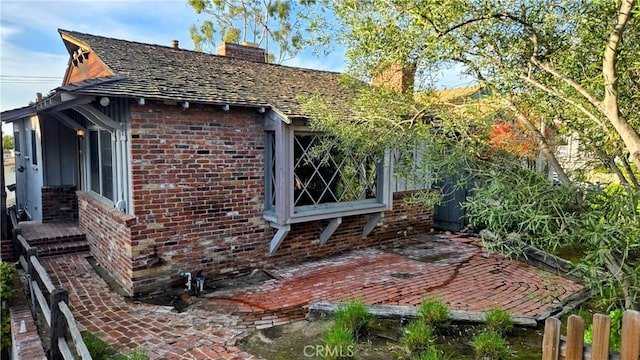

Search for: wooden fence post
xmin=565 ymin=314 xmax=585 ymax=360
xmin=26 ymin=247 xmax=38 ymax=302
xmin=591 ymin=313 xmax=611 ymax=360
xmin=50 ymin=288 xmax=69 ymax=360
xmin=620 ymin=310 xmax=640 ymax=360
xmin=543 ymin=317 xmax=561 ymax=360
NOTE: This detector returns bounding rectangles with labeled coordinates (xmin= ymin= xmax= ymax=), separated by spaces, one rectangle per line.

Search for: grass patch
xmin=334 ymin=301 xmax=371 ymax=338
xmin=403 ymin=321 xmax=434 ymax=354
xmin=412 ymin=346 xmax=450 ymax=360
xmin=418 ymin=298 xmax=450 ymax=328
xmin=471 ymin=330 xmax=510 ymax=360
xmin=81 ymin=332 xmax=149 ymax=360
xmin=322 ymin=325 xmax=355 ymax=360
xmin=484 ymin=308 xmax=513 ymax=335
xmin=82 ymin=332 xmax=118 ymax=360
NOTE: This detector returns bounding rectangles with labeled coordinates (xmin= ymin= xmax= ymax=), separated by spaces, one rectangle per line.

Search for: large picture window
xmin=89 ymin=128 xmax=114 ymax=201
xmin=264 ymin=118 xmax=390 ymax=225
xmin=293 ymin=133 xmax=378 ymax=208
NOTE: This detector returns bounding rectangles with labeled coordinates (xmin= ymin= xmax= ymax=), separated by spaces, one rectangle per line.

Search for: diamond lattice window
xmin=293 ymin=133 xmax=379 ymax=207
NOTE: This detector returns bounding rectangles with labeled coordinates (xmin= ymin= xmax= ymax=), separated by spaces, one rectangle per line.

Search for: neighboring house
xmin=0 ymin=30 xmax=432 ymax=296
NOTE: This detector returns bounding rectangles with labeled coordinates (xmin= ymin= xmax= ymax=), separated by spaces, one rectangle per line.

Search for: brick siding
xmin=1 ymin=237 xmax=14 ymax=261
xmin=81 ymin=102 xmax=433 ymax=296
xmin=77 ymin=191 xmax=136 ymax=292
xmin=42 ymin=186 xmax=78 ymax=223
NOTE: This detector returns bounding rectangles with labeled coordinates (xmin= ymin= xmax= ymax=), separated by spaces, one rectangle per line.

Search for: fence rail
xmin=10 ymin=210 xmax=92 ymax=360
xmin=542 ymin=310 xmax=640 ymax=360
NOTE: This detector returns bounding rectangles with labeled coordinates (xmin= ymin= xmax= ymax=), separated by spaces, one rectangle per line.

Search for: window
xmin=293 ymin=133 xmax=378 ymax=209
xmin=30 ymin=130 xmax=37 ymax=165
xmin=13 ymin=131 xmax=20 ymax=153
xmin=89 ymin=128 xmax=114 ymax=201
xmin=264 ymin=121 xmax=390 ymax=225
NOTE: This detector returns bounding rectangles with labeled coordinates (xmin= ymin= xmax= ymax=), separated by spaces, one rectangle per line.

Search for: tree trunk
xmin=602 ymin=0 xmax=640 ymax=169
xmin=508 ymin=103 xmax=572 ymax=185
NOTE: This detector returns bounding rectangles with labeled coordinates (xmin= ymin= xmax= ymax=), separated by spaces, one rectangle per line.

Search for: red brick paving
xmin=42 ymin=254 xmax=258 ymax=360
xmin=39 ymin=233 xmax=584 ymax=359
xmin=201 ymin=233 xmax=583 ymax=328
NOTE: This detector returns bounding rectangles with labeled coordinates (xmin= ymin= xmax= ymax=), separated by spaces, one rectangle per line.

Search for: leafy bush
xmin=464 ymin=165 xmax=640 ymax=309
xmin=484 ymin=308 xmax=513 ymax=335
xmin=1 ymin=262 xmax=16 ymax=353
xmin=322 ymin=325 xmax=355 ymax=360
xmin=403 ymin=321 xmax=434 ymax=354
xmin=334 ymin=301 xmax=370 ymax=338
xmin=471 ymin=331 xmax=510 ymax=360
xmin=418 ymin=298 xmax=450 ymax=328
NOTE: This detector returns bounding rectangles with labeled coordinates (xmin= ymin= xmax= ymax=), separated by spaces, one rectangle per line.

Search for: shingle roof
xmin=58 ymin=29 xmax=352 ymax=119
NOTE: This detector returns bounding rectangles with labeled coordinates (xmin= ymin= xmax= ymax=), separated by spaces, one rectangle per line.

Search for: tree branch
xmin=529 ymin=58 xmax=604 ymax=111
xmin=518 ymin=74 xmax=609 ymax=132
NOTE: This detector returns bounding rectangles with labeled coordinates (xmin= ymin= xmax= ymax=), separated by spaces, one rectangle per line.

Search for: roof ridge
xmin=57 ymin=29 xmax=343 ymax=75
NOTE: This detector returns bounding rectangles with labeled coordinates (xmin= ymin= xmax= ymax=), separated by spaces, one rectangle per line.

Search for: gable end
xmin=61 ymin=33 xmax=113 ymax=85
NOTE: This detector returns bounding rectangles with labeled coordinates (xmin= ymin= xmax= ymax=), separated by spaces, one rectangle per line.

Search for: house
xmin=0 ymin=30 xmax=432 ymax=296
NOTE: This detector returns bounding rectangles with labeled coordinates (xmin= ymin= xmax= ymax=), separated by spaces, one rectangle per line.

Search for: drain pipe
xmin=195 ymin=271 xmax=205 ymax=295
xmin=179 ymin=271 xmax=192 ymax=292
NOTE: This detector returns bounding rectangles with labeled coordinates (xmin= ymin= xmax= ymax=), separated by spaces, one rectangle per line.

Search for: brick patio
xmin=38 ymin=233 xmax=585 ymax=359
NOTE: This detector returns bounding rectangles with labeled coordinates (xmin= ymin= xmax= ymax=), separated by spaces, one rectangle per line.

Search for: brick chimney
xmin=172 ymin=40 xmax=179 ymax=49
xmin=372 ymin=62 xmax=416 ymax=94
xmin=216 ymin=42 xmax=266 ymax=63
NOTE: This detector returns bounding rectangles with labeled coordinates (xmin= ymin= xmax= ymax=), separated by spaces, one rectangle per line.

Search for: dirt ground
xmin=238 ymin=319 xmax=545 ymax=360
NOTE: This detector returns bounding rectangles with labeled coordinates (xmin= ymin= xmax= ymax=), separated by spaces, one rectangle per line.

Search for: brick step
xmin=36 ymin=240 xmax=90 ymax=257
xmin=27 ymin=233 xmax=86 ymax=248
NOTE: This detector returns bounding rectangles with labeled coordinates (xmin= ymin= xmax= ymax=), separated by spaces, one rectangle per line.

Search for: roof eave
xmin=0 ymin=105 xmax=37 ymax=123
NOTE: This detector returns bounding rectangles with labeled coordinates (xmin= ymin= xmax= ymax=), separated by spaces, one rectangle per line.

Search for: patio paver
xmin=40 ymin=233 xmax=585 ymax=359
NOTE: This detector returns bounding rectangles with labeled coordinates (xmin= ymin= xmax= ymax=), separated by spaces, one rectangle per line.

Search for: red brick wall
xmin=77 ymin=191 xmax=135 ymax=292
xmin=42 ymin=186 xmax=78 ymax=223
xmin=82 ymin=102 xmax=432 ymax=296
xmin=0 ymin=237 xmax=14 ymax=261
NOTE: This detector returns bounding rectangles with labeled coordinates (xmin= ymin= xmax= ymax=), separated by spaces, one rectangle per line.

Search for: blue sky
xmin=1 ymin=0 xmax=471 ymax=133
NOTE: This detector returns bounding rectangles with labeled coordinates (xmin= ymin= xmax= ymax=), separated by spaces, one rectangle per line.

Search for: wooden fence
xmin=11 ymin=212 xmax=92 ymax=360
xmin=542 ymin=310 xmax=640 ymax=360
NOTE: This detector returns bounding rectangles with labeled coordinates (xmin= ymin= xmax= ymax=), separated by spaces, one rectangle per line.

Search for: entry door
xmin=433 ymin=179 xmax=468 ymax=231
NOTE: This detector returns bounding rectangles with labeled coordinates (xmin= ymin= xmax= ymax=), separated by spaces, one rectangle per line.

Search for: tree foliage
xmin=303 ymin=1 xmax=640 ymax=308
xmin=188 ymin=0 xmax=326 ymax=63
xmin=2 ymin=135 xmax=13 ymax=150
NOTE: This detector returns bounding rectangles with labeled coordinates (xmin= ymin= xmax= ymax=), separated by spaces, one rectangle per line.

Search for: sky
xmin=0 ymin=0 xmax=471 ymax=134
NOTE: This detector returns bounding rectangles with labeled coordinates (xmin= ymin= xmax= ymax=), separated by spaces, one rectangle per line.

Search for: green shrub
xmin=471 ymin=331 xmax=510 ymax=360
xmin=322 ymin=325 xmax=355 ymax=360
xmin=413 ymin=346 xmax=450 ymax=360
xmin=418 ymin=298 xmax=450 ymax=328
xmin=403 ymin=320 xmax=434 ymax=354
xmin=484 ymin=308 xmax=513 ymax=335
xmin=1 ymin=262 xmax=16 ymax=353
xmin=334 ymin=301 xmax=370 ymax=338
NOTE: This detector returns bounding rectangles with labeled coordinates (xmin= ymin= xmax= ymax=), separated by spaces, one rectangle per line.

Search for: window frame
xmin=30 ymin=130 xmax=38 ymax=166
xmin=87 ymin=125 xmax=116 ymax=203
xmin=13 ymin=130 xmax=20 ymax=154
xmin=264 ymin=114 xmax=391 ymax=226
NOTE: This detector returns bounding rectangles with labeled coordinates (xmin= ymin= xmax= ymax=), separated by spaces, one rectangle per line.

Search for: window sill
xmin=264 ymin=200 xmax=389 ymax=225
